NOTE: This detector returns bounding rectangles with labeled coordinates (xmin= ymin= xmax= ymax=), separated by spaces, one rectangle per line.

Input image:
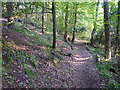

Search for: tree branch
xmin=26 ymin=12 xmax=52 ymax=14
xmin=43 ymin=7 xmax=52 ymax=11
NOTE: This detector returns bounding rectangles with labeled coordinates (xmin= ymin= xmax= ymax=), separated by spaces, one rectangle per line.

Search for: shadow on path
xmin=64 ymin=40 xmax=104 ymax=88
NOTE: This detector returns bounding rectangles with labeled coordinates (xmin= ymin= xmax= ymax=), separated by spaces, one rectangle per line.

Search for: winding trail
xmin=2 ymin=28 xmax=104 ymax=88
xmin=62 ymin=40 xmax=104 ymax=88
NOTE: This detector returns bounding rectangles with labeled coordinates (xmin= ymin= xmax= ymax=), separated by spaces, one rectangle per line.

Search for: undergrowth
xmin=87 ymin=45 xmax=120 ymax=89
xmin=2 ymin=39 xmax=39 ymax=78
xmin=14 ymin=24 xmax=52 ymax=48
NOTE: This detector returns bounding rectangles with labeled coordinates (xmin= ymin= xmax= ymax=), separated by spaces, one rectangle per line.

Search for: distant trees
xmin=90 ymin=0 xmax=99 ymax=46
xmin=72 ymin=4 xmax=77 ymax=43
xmin=64 ymin=3 xmax=69 ymax=41
xmin=103 ymin=0 xmax=111 ymax=60
xmin=52 ymin=2 xmax=57 ymax=48
xmin=115 ymin=1 xmax=120 ymax=57
xmin=2 ymin=1 xmax=119 ymax=54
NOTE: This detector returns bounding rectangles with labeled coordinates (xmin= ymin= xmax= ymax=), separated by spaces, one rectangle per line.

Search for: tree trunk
xmin=103 ymin=0 xmax=111 ymax=60
xmin=64 ymin=3 xmax=69 ymax=41
xmin=72 ymin=5 xmax=77 ymax=43
xmin=2 ymin=2 xmax=5 ymax=17
xmin=90 ymin=0 xmax=99 ymax=45
xmin=42 ymin=4 xmax=45 ymax=34
xmin=6 ymin=2 xmax=14 ymax=29
xmin=115 ymin=1 xmax=120 ymax=57
xmin=52 ymin=2 xmax=57 ymax=48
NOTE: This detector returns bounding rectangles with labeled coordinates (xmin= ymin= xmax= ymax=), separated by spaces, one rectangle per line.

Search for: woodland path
xmin=62 ymin=40 xmax=104 ymax=88
xmin=2 ymin=29 xmax=104 ymax=88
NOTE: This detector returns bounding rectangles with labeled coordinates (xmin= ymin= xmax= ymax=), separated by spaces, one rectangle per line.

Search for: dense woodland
xmin=1 ymin=0 xmax=120 ymax=89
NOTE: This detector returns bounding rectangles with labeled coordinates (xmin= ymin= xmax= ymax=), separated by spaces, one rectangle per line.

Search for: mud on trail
xmin=2 ymin=29 xmax=104 ymax=88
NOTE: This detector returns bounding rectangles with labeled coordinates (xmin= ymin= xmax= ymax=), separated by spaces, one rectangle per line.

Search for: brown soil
xmin=2 ymin=29 xmax=104 ymax=88
xmin=62 ymin=40 xmax=104 ymax=88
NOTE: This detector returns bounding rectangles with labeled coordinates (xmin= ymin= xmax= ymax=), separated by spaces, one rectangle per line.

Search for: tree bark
xmin=6 ymin=2 xmax=14 ymax=29
xmin=90 ymin=0 xmax=99 ymax=45
xmin=103 ymin=0 xmax=111 ymax=60
xmin=72 ymin=5 xmax=77 ymax=43
xmin=64 ymin=3 xmax=69 ymax=41
xmin=52 ymin=2 xmax=57 ymax=48
xmin=115 ymin=1 xmax=120 ymax=57
xmin=42 ymin=4 xmax=45 ymax=34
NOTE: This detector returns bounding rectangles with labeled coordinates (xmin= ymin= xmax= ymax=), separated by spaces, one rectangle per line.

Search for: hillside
xmin=2 ymin=22 xmax=105 ymax=88
xmin=1 ymin=1 xmax=120 ymax=89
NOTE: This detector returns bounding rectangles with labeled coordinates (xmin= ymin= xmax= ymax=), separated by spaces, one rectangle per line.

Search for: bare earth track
xmin=2 ymin=29 xmax=104 ymax=88
xmin=62 ymin=40 xmax=104 ymax=88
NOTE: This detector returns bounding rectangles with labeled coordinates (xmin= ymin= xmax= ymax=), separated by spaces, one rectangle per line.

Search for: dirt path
xmin=62 ymin=40 xmax=104 ymax=88
xmin=2 ymin=29 xmax=104 ymax=88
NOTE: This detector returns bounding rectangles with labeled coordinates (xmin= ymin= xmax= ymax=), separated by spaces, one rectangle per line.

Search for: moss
xmin=24 ymin=69 xmax=35 ymax=78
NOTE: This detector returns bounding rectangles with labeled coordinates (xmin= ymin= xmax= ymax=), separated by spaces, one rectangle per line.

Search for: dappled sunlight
xmin=75 ymin=56 xmax=92 ymax=61
xmin=63 ymin=48 xmax=69 ymax=50
xmin=7 ymin=42 xmax=27 ymax=50
xmin=68 ymin=60 xmax=87 ymax=64
xmin=32 ymin=30 xmax=43 ymax=35
xmin=46 ymin=31 xmax=53 ymax=34
xmin=2 ymin=1 xmax=119 ymax=88
xmin=67 ymin=56 xmax=93 ymax=65
xmin=74 ymin=54 xmax=90 ymax=57
xmin=74 ymin=56 xmax=92 ymax=61
xmin=40 ymin=46 xmax=48 ymax=49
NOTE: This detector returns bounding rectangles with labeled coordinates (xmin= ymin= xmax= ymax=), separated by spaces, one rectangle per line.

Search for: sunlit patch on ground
xmin=74 ymin=56 xmax=92 ymax=61
xmin=32 ymin=30 xmax=43 ymax=35
xmin=7 ymin=42 xmax=27 ymax=50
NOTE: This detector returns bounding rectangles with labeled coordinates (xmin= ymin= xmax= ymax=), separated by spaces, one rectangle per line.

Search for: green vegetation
xmin=14 ymin=25 xmax=52 ymax=47
xmin=88 ymin=46 xmax=120 ymax=89
xmin=2 ymin=1 xmax=120 ymax=88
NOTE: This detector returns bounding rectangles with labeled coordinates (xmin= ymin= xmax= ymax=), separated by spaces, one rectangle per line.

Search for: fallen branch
xmin=57 ymin=50 xmax=72 ymax=57
xmin=66 ymin=40 xmax=73 ymax=50
xmin=57 ymin=50 xmax=75 ymax=60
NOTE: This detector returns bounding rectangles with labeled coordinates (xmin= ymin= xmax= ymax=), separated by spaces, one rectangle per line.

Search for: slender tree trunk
xmin=72 ymin=5 xmax=77 ymax=43
xmin=64 ymin=3 xmax=69 ymax=41
xmin=115 ymin=1 xmax=120 ymax=57
xmin=2 ymin=2 xmax=5 ymax=17
xmin=31 ymin=5 xmax=34 ymax=15
xmin=52 ymin=2 xmax=57 ymax=48
xmin=103 ymin=0 xmax=111 ymax=60
xmin=24 ymin=4 xmax=28 ymax=26
xmin=42 ymin=3 xmax=45 ymax=34
xmin=6 ymin=2 xmax=14 ymax=29
xmin=90 ymin=0 xmax=99 ymax=45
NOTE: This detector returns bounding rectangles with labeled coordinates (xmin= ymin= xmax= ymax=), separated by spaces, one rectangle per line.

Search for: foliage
xmin=2 ymin=1 xmax=120 ymax=88
xmin=88 ymin=45 xmax=120 ymax=89
xmin=2 ymin=40 xmax=15 ymax=63
xmin=105 ymin=80 xmax=120 ymax=89
xmin=24 ymin=69 xmax=35 ymax=78
xmin=97 ymin=63 xmax=112 ymax=78
xmin=14 ymin=25 xmax=52 ymax=47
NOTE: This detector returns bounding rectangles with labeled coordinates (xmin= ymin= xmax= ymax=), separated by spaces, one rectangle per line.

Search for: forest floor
xmin=60 ymin=40 xmax=104 ymax=88
xmin=2 ymin=27 xmax=105 ymax=88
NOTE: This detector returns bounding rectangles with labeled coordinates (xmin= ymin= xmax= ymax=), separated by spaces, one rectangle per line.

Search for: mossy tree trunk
xmin=64 ymin=3 xmax=69 ymax=41
xmin=103 ymin=0 xmax=111 ymax=60
xmin=90 ymin=0 xmax=99 ymax=46
xmin=6 ymin=2 xmax=14 ymax=29
xmin=72 ymin=4 xmax=77 ymax=43
xmin=42 ymin=3 xmax=45 ymax=34
xmin=115 ymin=1 xmax=120 ymax=58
